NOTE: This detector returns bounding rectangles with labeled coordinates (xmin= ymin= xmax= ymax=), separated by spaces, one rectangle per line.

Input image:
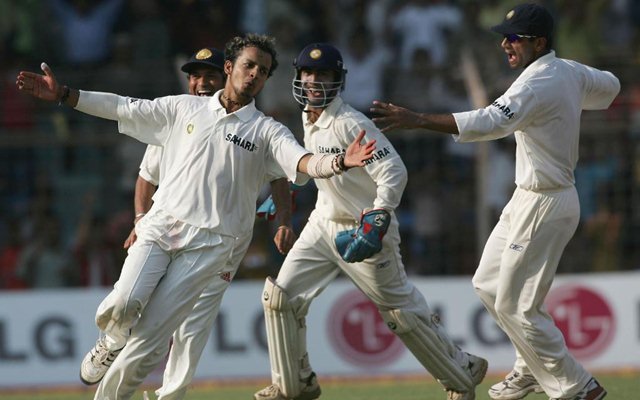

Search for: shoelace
xmin=91 ymin=339 xmax=121 ymax=366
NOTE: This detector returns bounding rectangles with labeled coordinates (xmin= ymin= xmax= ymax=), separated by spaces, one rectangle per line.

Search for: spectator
xmin=0 ymin=217 xmax=28 ymax=289
xmin=389 ymin=0 xmax=462 ymax=69
xmin=49 ymin=0 xmax=126 ymax=68
xmin=340 ymin=24 xmax=392 ymax=115
xmin=16 ymin=214 xmax=78 ymax=288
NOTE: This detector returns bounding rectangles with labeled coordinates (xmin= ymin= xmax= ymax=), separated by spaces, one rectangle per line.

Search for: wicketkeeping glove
xmin=256 ymin=195 xmax=276 ymax=220
xmin=335 ymin=209 xmax=391 ymax=263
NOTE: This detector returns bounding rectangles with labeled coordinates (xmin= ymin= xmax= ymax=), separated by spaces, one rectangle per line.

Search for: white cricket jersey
xmin=453 ymin=51 xmax=620 ymax=192
xmin=115 ymin=91 xmax=309 ymax=236
xmin=303 ymin=97 xmax=407 ymax=221
xmin=139 ymin=142 xmax=285 ymax=187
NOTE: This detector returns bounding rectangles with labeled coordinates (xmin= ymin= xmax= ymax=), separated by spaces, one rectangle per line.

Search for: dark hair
xmin=224 ymin=33 xmax=279 ymax=77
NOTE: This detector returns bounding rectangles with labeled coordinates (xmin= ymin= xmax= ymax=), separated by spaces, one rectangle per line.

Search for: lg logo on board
xmin=327 ymin=290 xmax=404 ymax=367
xmin=546 ymin=285 xmax=615 ymax=360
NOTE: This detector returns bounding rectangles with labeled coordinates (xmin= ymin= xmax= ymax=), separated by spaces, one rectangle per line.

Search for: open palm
xmin=16 ymin=62 xmax=61 ymax=102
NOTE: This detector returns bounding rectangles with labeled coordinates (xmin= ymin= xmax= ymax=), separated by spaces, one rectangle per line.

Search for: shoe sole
xmin=474 ymin=358 xmax=489 ymax=386
xmin=293 ymin=386 xmax=321 ymax=400
xmin=79 ymin=371 xmax=101 ymax=386
xmin=488 ymin=384 xmax=544 ymax=400
xmin=587 ymin=386 xmax=607 ymax=400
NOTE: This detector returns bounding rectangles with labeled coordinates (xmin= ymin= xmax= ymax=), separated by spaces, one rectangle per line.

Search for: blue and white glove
xmin=256 ymin=183 xmax=305 ymax=221
xmin=256 ymin=195 xmax=276 ymax=221
xmin=335 ymin=209 xmax=391 ymax=263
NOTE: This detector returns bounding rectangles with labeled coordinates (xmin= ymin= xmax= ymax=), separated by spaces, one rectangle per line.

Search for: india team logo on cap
xmin=196 ymin=48 xmax=212 ymax=60
xmin=310 ymin=49 xmax=322 ymax=60
xmin=506 ymin=10 xmax=515 ymax=19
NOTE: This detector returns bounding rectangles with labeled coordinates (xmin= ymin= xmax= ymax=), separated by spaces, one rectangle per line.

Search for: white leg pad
xmin=262 ymin=277 xmax=311 ymax=398
xmin=381 ymin=308 xmax=472 ymax=392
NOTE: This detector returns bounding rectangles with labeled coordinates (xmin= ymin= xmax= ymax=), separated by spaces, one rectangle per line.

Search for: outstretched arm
xmin=370 ymin=101 xmax=458 ymax=134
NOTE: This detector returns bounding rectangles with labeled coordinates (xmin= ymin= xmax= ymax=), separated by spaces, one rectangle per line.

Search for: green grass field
xmin=2 ymin=372 xmax=638 ymax=400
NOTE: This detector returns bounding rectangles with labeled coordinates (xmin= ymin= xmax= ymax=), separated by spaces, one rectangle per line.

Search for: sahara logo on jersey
xmin=491 ymin=100 xmax=515 ymax=120
xmin=364 ymin=146 xmax=391 ymax=165
xmin=317 ymin=145 xmax=344 ymax=154
xmin=225 ymin=133 xmax=258 ymax=152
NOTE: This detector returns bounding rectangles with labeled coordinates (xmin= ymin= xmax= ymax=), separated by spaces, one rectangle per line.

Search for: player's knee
xmin=262 ymin=277 xmax=292 ymax=312
xmin=493 ymin=299 xmax=517 ymax=321
xmin=471 ymin=274 xmax=487 ymax=295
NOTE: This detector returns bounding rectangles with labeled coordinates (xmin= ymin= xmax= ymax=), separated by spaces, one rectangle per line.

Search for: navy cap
xmin=181 ymin=47 xmax=225 ymax=73
xmin=491 ymin=3 xmax=553 ymax=37
xmin=293 ymin=43 xmax=346 ymax=73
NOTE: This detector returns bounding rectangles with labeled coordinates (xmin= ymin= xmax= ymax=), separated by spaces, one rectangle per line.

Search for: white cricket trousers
xmin=276 ymin=211 xmax=470 ymax=372
xmin=92 ymin=208 xmax=237 ymax=400
xmin=155 ymin=231 xmax=252 ymax=400
xmin=472 ymin=186 xmax=591 ymax=398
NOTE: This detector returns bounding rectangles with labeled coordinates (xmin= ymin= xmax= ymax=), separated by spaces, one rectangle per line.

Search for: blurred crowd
xmin=1 ymin=0 xmax=639 ymax=290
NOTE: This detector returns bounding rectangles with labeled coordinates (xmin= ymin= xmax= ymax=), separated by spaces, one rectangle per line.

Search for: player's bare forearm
xmin=270 ymin=178 xmax=292 ymax=227
xmin=124 ymin=177 xmax=157 ymax=248
xmin=269 ymin=178 xmax=296 ymax=254
xmin=134 ymin=177 xmax=157 ymax=217
xmin=370 ymin=101 xmax=459 ymax=134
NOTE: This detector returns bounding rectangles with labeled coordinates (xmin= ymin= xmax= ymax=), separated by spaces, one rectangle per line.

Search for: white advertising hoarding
xmin=0 ymin=271 xmax=638 ymax=389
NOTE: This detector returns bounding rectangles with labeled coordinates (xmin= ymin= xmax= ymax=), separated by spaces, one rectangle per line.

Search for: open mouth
xmin=197 ymin=90 xmax=213 ymax=96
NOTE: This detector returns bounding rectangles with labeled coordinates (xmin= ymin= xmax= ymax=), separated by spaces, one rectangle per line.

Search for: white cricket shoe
xmin=550 ymin=378 xmax=606 ymax=400
xmin=254 ymin=372 xmax=321 ymax=400
xmin=488 ymin=370 xmax=544 ymax=400
xmin=79 ymin=337 xmax=123 ymax=385
xmin=446 ymin=353 xmax=489 ymax=400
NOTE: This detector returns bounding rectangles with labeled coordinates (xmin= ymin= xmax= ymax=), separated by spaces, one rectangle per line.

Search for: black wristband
xmin=337 ymin=153 xmax=349 ymax=171
xmin=58 ymin=85 xmax=70 ymax=106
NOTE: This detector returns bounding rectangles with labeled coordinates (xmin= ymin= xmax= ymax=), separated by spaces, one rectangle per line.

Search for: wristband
xmin=134 ymin=213 xmax=146 ymax=224
xmin=58 ymin=85 xmax=70 ymax=106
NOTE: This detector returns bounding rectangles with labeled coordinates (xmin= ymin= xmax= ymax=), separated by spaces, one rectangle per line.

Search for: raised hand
xmin=16 ymin=62 xmax=61 ymax=102
xmin=344 ymin=130 xmax=376 ymax=168
xmin=370 ymin=101 xmax=421 ymax=133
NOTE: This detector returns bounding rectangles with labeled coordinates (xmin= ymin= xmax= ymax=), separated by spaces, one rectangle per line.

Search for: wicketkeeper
xmin=254 ymin=43 xmax=488 ymax=400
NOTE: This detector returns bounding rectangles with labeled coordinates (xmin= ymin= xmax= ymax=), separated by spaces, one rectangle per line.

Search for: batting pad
xmin=380 ymin=309 xmax=473 ymax=392
xmin=262 ymin=277 xmax=310 ymax=398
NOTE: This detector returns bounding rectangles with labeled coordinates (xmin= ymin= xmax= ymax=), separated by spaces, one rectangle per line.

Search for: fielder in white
xmin=119 ymin=47 xmax=295 ymax=400
xmin=371 ymin=4 xmax=620 ymax=400
xmin=16 ymin=33 xmax=376 ymax=400
xmin=254 ymin=43 xmax=488 ymax=400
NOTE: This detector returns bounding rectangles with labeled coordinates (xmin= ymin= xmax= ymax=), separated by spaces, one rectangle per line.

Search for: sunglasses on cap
xmin=504 ymin=33 xmax=538 ymax=43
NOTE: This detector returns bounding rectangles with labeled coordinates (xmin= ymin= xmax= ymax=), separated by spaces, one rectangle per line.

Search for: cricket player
xmin=16 ymin=33 xmax=375 ymax=400
xmin=118 ymin=47 xmax=295 ymax=400
xmin=254 ymin=43 xmax=488 ymax=400
xmin=371 ymin=4 xmax=620 ymax=400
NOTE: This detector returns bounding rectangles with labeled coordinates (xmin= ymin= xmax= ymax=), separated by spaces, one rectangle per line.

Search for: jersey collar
xmin=211 ymin=90 xmax=258 ymax=122
xmin=526 ymin=50 xmax=556 ymax=71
